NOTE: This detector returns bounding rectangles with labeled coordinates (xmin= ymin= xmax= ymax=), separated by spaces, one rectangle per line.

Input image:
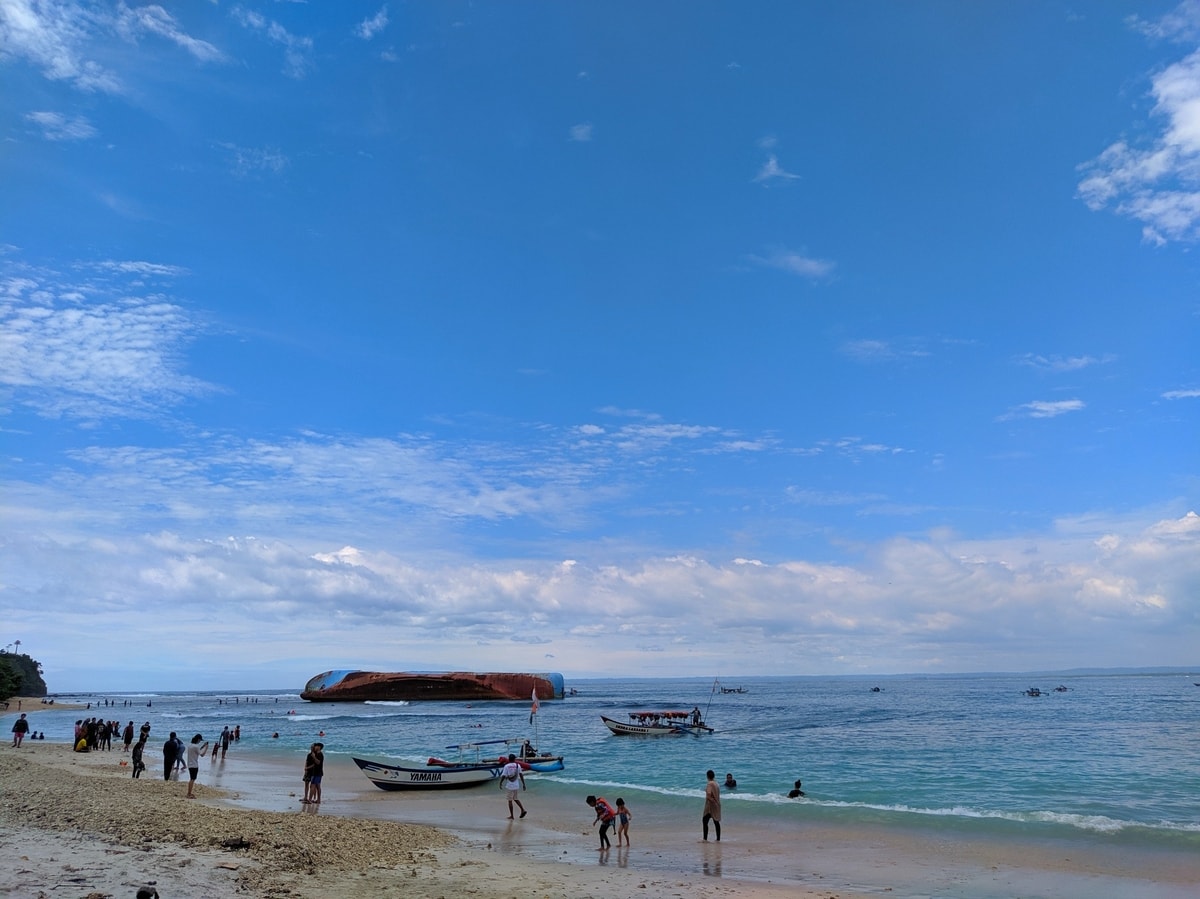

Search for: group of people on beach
xmin=583 ymin=768 xmax=805 ymax=850
xmin=71 ymin=717 xmax=128 ymax=751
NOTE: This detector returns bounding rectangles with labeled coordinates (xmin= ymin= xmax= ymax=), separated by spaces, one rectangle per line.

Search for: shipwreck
xmin=300 ymin=669 xmax=565 ymax=703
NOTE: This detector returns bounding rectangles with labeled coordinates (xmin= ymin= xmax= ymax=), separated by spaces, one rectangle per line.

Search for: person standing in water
xmin=702 ymin=769 xmax=722 ymax=841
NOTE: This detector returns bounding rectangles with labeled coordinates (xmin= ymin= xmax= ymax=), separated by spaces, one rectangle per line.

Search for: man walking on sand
xmin=702 ymin=769 xmax=722 ymax=841
xmin=11 ymin=713 xmax=30 ymax=747
xmin=501 ymin=753 xmax=527 ymax=819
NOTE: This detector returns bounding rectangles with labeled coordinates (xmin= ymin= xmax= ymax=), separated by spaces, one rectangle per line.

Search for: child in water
xmin=615 ymin=797 xmax=632 ymax=846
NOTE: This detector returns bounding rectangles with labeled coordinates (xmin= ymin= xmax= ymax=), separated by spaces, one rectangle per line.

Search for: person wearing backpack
xmin=500 ymin=753 xmax=527 ymax=818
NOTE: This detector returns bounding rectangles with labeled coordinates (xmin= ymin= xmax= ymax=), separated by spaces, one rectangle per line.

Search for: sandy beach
xmin=0 ymin=741 xmax=847 ymax=899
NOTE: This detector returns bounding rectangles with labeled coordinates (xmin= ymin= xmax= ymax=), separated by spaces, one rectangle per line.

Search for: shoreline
xmin=2 ymin=694 xmax=89 ymax=712
xmin=3 ymin=741 xmax=1197 ymax=899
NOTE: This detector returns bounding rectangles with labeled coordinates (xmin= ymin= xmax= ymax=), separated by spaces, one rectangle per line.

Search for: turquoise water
xmin=9 ymin=672 xmax=1200 ymax=850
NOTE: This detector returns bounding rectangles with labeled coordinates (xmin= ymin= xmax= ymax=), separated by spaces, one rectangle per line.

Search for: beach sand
xmin=0 ymin=742 xmax=848 ymax=899
xmin=4 ymin=734 xmax=1198 ymax=899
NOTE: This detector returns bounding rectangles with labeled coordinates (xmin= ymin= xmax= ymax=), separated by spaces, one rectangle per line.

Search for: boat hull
xmin=601 ymin=715 xmax=683 ymax=736
xmin=301 ymin=669 xmax=564 ymax=702
xmin=353 ymin=757 xmax=503 ymax=791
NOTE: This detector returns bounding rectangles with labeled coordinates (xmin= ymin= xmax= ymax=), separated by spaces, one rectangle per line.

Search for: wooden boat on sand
xmin=354 ymin=756 xmax=504 ymax=790
xmin=354 ymin=738 xmax=564 ymax=791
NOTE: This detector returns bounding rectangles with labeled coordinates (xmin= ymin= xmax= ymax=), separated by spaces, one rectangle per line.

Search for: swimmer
xmin=787 ymin=778 xmax=805 ymax=798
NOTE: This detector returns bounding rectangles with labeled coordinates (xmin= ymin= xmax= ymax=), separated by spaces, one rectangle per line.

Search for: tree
xmin=0 ymin=654 xmax=46 ymax=701
xmin=0 ymin=658 xmax=22 ymax=702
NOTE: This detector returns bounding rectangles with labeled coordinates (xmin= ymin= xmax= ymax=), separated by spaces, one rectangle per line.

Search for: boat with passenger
xmin=601 ymin=708 xmax=713 ymax=736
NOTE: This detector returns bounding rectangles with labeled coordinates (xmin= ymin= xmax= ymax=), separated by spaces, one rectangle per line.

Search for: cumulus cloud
xmin=1078 ymin=5 xmax=1200 ymax=243
xmin=4 ymin=509 xmax=1197 ymax=683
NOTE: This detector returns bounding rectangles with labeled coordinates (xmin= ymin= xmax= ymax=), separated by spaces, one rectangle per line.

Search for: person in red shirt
xmin=586 ymin=795 xmax=617 ymax=849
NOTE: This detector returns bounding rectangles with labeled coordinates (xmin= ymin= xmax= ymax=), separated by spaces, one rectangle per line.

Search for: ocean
xmin=9 ymin=671 xmax=1200 ymax=860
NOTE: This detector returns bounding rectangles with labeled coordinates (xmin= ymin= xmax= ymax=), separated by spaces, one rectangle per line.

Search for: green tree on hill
xmin=0 ymin=652 xmax=47 ymax=701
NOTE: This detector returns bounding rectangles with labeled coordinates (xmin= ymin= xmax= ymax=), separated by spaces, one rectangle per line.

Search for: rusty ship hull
xmin=300 ymin=669 xmax=565 ymax=702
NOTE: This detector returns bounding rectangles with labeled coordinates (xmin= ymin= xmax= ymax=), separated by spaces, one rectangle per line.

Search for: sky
xmin=2 ymin=1 xmax=1199 ymax=693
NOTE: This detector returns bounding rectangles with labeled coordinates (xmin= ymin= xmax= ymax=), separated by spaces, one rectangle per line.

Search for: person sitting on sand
xmin=787 ymin=779 xmax=805 ymax=798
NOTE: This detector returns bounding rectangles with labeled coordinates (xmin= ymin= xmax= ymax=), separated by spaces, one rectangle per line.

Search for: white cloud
xmin=1078 ymin=13 xmax=1200 ymax=243
xmin=1000 ymin=399 xmax=1086 ymax=420
xmin=0 ymin=0 xmax=122 ymax=92
xmin=753 ymin=153 xmax=800 ymax=184
xmin=5 ymin=508 xmax=1197 ymax=686
xmin=747 ymin=248 xmax=835 ymax=280
xmin=26 ymin=110 xmax=96 ymax=141
xmin=1162 ymin=387 xmax=1200 ymax=398
xmin=0 ymin=259 xmax=214 ymax=421
xmin=1016 ymin=353 xmax=1116 ymax=373
xmin=569 ymin=123 xmax=593 ymax=142
xmin=356 ymin=6 xmax=389 ymax=40
xmin=841 ymin=338 xmax=931 ymax=363
xmin=215 ymin=141 xmax=289 ymax=177
xmin=117 ymin=3 xmax=224 ymax=63
xmin=1127 ymin=0 xmax=1200 ymax=42
xmin=231 ymin=6 xmax=313 ymax=79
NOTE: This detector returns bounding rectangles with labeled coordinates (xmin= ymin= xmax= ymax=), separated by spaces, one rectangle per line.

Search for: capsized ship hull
xmin=300 ymin=669 xmax=565 ymax=702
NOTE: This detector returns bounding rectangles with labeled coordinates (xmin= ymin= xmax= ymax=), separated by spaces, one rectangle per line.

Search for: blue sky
xmin=2 ymin=1 xmax=1198 ymax=692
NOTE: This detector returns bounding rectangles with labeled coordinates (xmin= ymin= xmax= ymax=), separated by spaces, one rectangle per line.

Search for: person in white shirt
xmin=500 ymin=753 xmax=527 ymax=819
